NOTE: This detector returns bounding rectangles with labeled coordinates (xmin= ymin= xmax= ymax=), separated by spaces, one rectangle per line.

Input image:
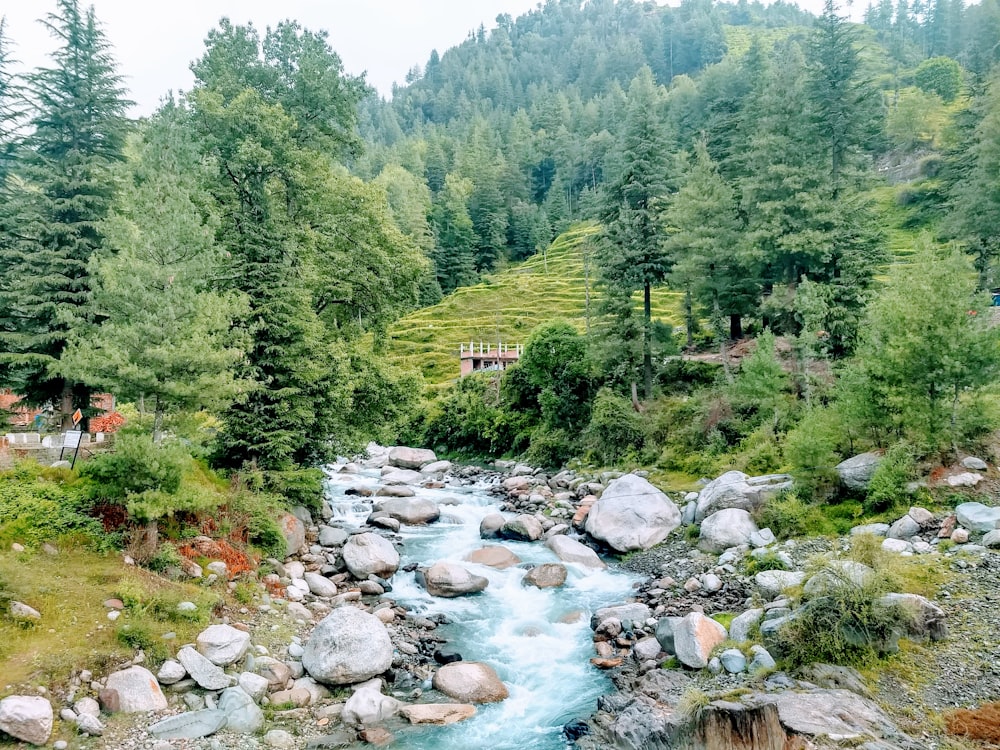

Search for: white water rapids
xmin=324 ymin=467 xmax=639 ymax=749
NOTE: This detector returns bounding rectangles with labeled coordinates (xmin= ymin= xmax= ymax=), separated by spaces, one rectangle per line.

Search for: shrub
xmin=757 ymin=492 xmax=835 ymax=540
xmin=946 ymin=703 xmax=1000 ymax=742
xmin=784 ymin=406 xmax=843 ymax=496
xmin=525 ymin=428 xmax=576 ymax=468
xmin=743 ymin=550 xmax=789 ymax=576
xmin=584 ymin=388 xmax=646 ymax=465
xmin=0 ymin=463 xmax=105 ymax=546
xmin=865 ymin=441 xmax=914 ymax=513
xmin=81 ymin=435 xmax=189 ymax=502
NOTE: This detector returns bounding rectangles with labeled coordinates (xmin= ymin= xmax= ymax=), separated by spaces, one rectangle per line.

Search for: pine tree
xmin=597 ymin=67 xmax=672 ymax=399
xmin=431 ymin=173 xmax=478 ymax=293
xmin=0 ymin=0 xmax=130 ymax=421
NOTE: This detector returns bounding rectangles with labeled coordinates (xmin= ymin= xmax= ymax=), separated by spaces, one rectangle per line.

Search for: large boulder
xmin=584 ymin=475 xmax=681 ymax=552
xmin=388 ymin=446 xmax=437 ymax=469
xmin=546 ymin=535 xmax=607 ymax=570
xmin=755 ymin=570 xmax=806 ymax=600
xmin=217 ymin=687 xmax=264 ymax=734
xmin=374 ymin=497 xmax=440 ymax=525
xmin=522 ymin=563 xmax=567 ymax=589
xmin=420 ymin=562 xmax=489 ymax=598
xmin=432 ymin=662 xmax=509 ymax=703
xmin=464 ymin=545 xmax=521 ymax=569
xmin=342 ymin=533 xmax=400 ymax=579
xmin=695 ymin=471 xmax=792 ymax=523
xmin=278 ymin=512 xmax=306 ymax=557
xmin=302 ymin=607 xmax=393 ymax=686
xmin=835 ymin=452 xmax=882 ymax=490
xmin=955 ymin=501 xmax=1000 ymax=533
xmin=102 ymin=666 xmax=169 ymax=712
xmin=499 ymin=514 xmax=543 ymax=542
xmin=420 ymin=460 xmax=453 ymax=475
xmin=177 ymin=646 xmax=230 ymax=691
xmin=0 ymin=696 xmax=53 ymax=746
xmin=341 ymin=679 xmax=402 ymax=726
xmin=592 ymin=603 xmax=652 ymax=631
xmin=672 ymin=612 xmax=727 ymax=669
xmin=380 ymin=468 xmax=423 ymax=485
xmin=196 ymin=624 xmax=251 ymax=667
xmin=698 ymin=508 xmax=758 ymax=553
xmin=758 ymin=688 xmax=913 ymax=746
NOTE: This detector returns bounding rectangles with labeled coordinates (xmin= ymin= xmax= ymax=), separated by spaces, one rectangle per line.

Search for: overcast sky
xmin=2 ymin=0 xmax=824 ymax=118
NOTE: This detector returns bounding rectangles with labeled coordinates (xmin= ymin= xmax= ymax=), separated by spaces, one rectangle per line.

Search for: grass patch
xmin=711 ymin=612 xmax=736 ymax=630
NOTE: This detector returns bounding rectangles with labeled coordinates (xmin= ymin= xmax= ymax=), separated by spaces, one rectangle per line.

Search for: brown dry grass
xmin=947 ymin=703 xmax=1000 ymax=743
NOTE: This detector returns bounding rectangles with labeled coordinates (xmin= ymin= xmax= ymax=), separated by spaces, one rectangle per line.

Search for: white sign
xmin=63 ymin=430 xmax=83 ymax=449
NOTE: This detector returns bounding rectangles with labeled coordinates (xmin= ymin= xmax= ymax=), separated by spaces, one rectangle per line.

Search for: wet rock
xmin=196 ymin=624 xmax=251 ymax=666
xmin=374 ymin=497 xmax=440 ymax=525
xmin=0 ymin=696 xmax=53 ymax=746
xmin=584 ymin=474 xmax=681 ymax=552
xmin=698 ymin=508 xmax=758 ymax=553
xmin=465 ymin=545 xmax=521 ymax=569
xmin=432 ymin=662 xmax=509 ymax=703
xmin=500 ymin=514 xmax=543 ymax=542
xmin=102 ymin=666 xmax=169 ymax=712
xmin=388 ymin=446 xmax=437 ymax=469
xmin=546 ymin=535 xmax=607 ymax=570
xmin=479 ymin=514 xmax=505 ymax=539
xmin=421 ymin=562 xmax=489 ymax=597
xmin=400 ymin=703 xmax=476 ymax=724
xmin=342 ymin=679 xmax=402 ymax=726
xmin=523 ymin=563 xmax=568 ymax=589
xmin=672 ymin=612 xmax=727 ymax=669
xmin=342 ymin=533 xmax=400 ymax=579
xmin=375 ymin=485 xmax=415 ymax=498
xmin=381 ymin=469 xmax=422 ymax=485
xmin=302 ymin=607 xmax=393 ymax=685
xmin=420 ymin=460 xmax=453 ymax=475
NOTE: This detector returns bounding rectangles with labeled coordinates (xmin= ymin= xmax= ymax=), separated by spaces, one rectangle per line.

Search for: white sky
xmin=1 ymin=0 xmax=825 ymax=118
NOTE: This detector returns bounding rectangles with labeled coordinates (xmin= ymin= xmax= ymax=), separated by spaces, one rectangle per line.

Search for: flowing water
xmin=324 ymin=467 xmax=639 ymax=750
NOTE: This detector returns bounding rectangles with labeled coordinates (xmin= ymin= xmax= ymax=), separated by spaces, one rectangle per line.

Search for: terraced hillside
xmin=387 ymin=223 xmax=683 ymax=387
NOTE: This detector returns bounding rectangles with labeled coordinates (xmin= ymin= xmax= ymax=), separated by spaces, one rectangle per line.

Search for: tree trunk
xmin=643 ymin=281 xmax=653 ymax=400
xmin=730 ymin=313 xmax=743 ymax=341
xmin=138 ymin=519 xmax=159 ymax=562
xmin=60 ymin=385 xmax=73 ymax=429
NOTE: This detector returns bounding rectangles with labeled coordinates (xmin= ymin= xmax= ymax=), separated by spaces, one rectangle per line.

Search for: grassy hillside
xmin=387 ymin=223 xmax=683 ymax=387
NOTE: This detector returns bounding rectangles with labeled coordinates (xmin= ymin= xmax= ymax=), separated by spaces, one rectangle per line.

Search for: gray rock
xmin=479 ymin=514 xmax=505 ymax=539
xmin=880 ymin=593 xmax=947 ymax=641
xmin=9 ymin=601 xmax=41 ymax=621
xmin=341 ymin=679 xmax=402 ymax=726
xmin=887 ymin=515 xmax=920 ymax=540
xmin=304 ymin=572 xmax=338 ymax=598
xmin=720 ymin=648 xmax=747 ymax=673
xmin=375 ymin=485 xmax=415 ymax=498
xmin=238 ymin=672 xmax=270 ymax=702
xmin=654 ymin=617 xmax=682 ymax=654
xmin=701 ymin=573 xmax=723 ymax=593
xmin=695 ymin=471 xmax=792 ymax=522
xmin=672 ymin=612 xmax=727 ymax=669
xmin=157 ymin=659 xmax=187 ymax=685
xmin=983 ymin=529 xmax=1000 ymax=548
xmin=948 ymin=472 xmax=983 ymax=487
xmin=956 ymin=502 xmax=1000 ymax=533
xmin=278 ymin=512 xmax=306 ymax=556
xmin=803 ymin=561 xmax=874 ymax=598
xmin=729 ymin=608 xmax=764 ymax=643
xmin=421 ymin=562 xmax=489 ymax=597
xmin=265 ymin=729 xmax=297 ymax=749
xmin=420 ymin=460 xmax=453 ymax=475
xmin=178 ymin=646 xmax=231 ymax=691
xmin=432 ymin=662 xmax=509 ymax=703
xmin=699 ymin=508 xmax=758 ymax=553
xmin=374 ymin=497 xmax=440 ymax=525
xmin=757 ymin=688 xmax=912 ymax=745
xmin=593 ymin=603 xmax=652 ymax=631
xmin=500 ymin=514 xmax=543 ymax=542
xmin=103 ymin=666 xmax=169 ymax=712
xmin=546 ymin=535 xmax=607 ymax=569
xmin=381 ymin=468 xmax=422 ymax=485
xmin=523 ymin=563 xmax=568 ymax=589
xmin=754 ymin=570 xmax=806 ymax=600
xmin=850 ymin=523 xmax=890 ymax=537
xmin=835 ymin=452 xmax=882 ymax=490
xmin=218 ymin=686 xmax=264 ymax=733
xmin=962 ymin=456 xmax=989 ymax=471
xmin=75 ymin=713 xmax=104 ymax=736
xmin=73 ymin=698 xmax=99 ymax=718
xmin=0 ymin=696 xmax=53 ymax=746
xmin=796 ymin=663 xmax=872 ymax=698
xmin=319 ymin=526 xmax=349 ymax=547
xmin=748 ymin=645 xmax=776 ymax=673
xmin=749 ymin=528 xmax=776 ymax=548
xmin=882 ymin=538 xmax=912 ymax=553
xmin=908 ymin=506 xmax=934 ymax=526
xmin=465 ymin=545 xmax=521 ymax=569
xmin=197 ymin=624 xmax=251 ymax=667
xmin=149 ymin=709 xmax=227 ymax=740
xmin=633 ymin=637 xmax=662 ymax=661
xmin=585 ymin=474 xmax=681 ymax=552
xmin=302 ymin=607 xmax=393 ymax=686
xmin=388 ymin=446 xmax=437 ymax=469
xmin=342 ymin=533 xmax=400 ymax=579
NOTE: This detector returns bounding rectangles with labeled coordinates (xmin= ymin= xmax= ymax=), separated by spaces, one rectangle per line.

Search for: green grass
xmin=387 ymin=222 xmax=682 ymax=387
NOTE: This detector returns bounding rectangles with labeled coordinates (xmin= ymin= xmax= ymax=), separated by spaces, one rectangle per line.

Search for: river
xmin=324 ymin=466 xmax=639 ymax=749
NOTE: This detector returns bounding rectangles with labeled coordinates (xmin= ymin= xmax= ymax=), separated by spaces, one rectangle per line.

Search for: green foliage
xmin=517 ymin=320 xmax=594 ymax=433
xmin=585 ymin=388 xmax=646 ymax=464
xmin=80 ymin=435 xmax=188 ymax=504
xmin=525 ymin=428 xmax=576 ymax=469
xmin=865 ymin=441 xmax=915 ymax=512
xmin=914 ymin=56 xmax=963 ymax=103
xmin=757 ymin=492 xmax=837 ymax=539
xmin=742 ymin=550 xmax=789 ymax=575
xmin=0 ymin=463 xmax=105 ymax=546
xmin=784 ymin=406 xmax=844 ymax=493
xmin=424 ymin=374 xmax=508 ymax=456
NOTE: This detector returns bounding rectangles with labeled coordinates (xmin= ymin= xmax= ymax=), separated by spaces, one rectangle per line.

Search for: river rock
xmin=479 ymin=514 xmax=506 ymax=539
xmin=955 ymin=501 xmax=1000 ymax=533
xmin=465 ymin=545 xmax=521 ymax=569
xmin=962 ymin=456 xmax=989 ymax=471
xmin=388 ymin=446 xmax=437 ymax=469
xmin=500 ymin=514 xmax=543 ymax=542
xmin=342 ymin=679 xmax=402 ymax=726
xmin=654 ymin=616 xmax=681 ymax=654
xmin=887 ymin=515 xmax=920 ymax=540
xmin=196 ymin=624 xmax=251 ymax=666
xmin=880 ymin=593 xmax=947 ymax=641
xmin=754 ymin=570 xmax=806 ymax=600
xmin=729 ymin=608 xmax=764 ymax=643
xmin=672 ymin=612 xmax=727 ymax=669
xmin=523 ymin=563 xmax=567 ymax=589
xmin=835 ymin=452 xmax=881 ymax=490
xmin=420 ymin=460 xmax=453 ymax=475
xmin=278 ymin=512 xmax=306 ymax=556
xmin=694 ymin=471 xmax=792 ymax=522
xmin=157 ymin=660 xmax=186 ymax=685
xmin=148 ymin=709 xmax=227 ymax=740
xmin=720 ymin=648 xmax=747 ymax=673
xmin=432 ymin=662 xmax=509 ymax=703
xmin=400 ymin=703 xmax=476 ymax=724
xmin=342 ymin=533 xmax=400 ymax=579
xmin=593 ymin=603 xmax=652 ymax=631
xmin=319 ymin=526 xmax=349 ymax=547
xmin=302 ymin=607 xmax=393 ymax=685
xmin=803 ymin=561 xmax=874 ymax=598
xmin=546 ymin=535 xmax=607 ymax=569
xmin=584 ymin=474 xmax=680 ymax=552
xmin=0 ymin=696 xmax=53 ymax=746
xmin=178 ymin=646 xmax=231 ymax=691
xmin=304 ymin=571 xmax=339 ymax=598
xmin=381 ymin=468 xmax=423 ymax=485
xmin=421 ymin=562 xmax=489 ymax=597
xmin=375 ymin=485 xmax=415 ymax=498
xmin=374 ymin=497 xmax=440 ymax=525
xmin=698 ymin=508 xmax=758 ymax=553
xmin=103 ymin=666 xmax=169 ymax=712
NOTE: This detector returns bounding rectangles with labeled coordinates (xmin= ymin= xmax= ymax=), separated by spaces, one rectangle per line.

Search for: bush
xmin=584 ymin=388 xmax=646 ymax=464
xmin=757 ymin=492 xmax=835 ymax=539
xmin=865 ymin=441 xmax=914 ymax=513
xmin=0 ymin=463 xmax=106 ymax=546
xmin=81 ymin=435 xmax=189 ymax=502
xmin=525 ymin=428 xmax=576 ymax=468
xmin=784 ymin=406 xmax=843 ymax=496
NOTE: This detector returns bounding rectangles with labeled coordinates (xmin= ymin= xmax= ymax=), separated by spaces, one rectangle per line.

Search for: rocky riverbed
xmin=3 ymin=446 xmax=999 ymax=749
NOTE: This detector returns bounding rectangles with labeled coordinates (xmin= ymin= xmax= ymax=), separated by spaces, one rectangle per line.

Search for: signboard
xmin=72 ymin=409 xmax=83 ymax=426
xmin=64 ymin=430 xmax=83 ymax=449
